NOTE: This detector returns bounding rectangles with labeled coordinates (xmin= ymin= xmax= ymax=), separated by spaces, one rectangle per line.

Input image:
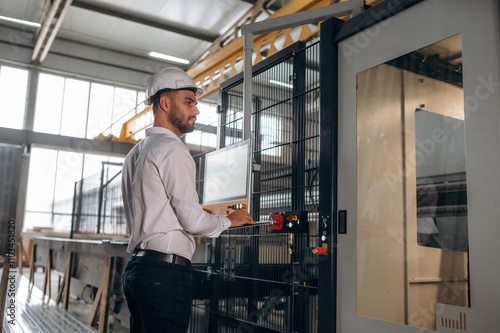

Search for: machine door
xmin=337 ymin=0 xmax=500 ymax=332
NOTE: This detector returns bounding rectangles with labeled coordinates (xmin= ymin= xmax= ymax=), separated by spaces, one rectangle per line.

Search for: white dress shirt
xmin=122 ymin=127 xmax=231 ymax=260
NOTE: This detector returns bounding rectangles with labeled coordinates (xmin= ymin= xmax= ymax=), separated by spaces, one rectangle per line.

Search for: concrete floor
xmin=21 ymin=267 xmax=129 ymax=333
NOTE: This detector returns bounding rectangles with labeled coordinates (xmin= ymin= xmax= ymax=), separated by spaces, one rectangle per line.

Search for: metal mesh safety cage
xmin=189 ymin=40 xmax=330 ymax=333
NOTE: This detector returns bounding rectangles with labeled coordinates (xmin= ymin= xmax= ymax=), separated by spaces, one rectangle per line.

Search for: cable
xmin=80 ymin=284 xmax=96 ymax=304
xmin=307 ymin=159 xmax=319 ymax=209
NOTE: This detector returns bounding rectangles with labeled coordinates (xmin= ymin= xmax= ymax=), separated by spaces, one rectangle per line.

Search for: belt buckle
xmin=170 ymin=254 xmax=188 ymax=266
xmin=165 ymin=253 xmax=173 ymax=264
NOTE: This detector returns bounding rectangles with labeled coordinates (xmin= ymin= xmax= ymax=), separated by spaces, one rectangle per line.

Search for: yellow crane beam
xmin=187 ymin=0 xmax=332 ymax=99
xmin=95 ymin=105 xmax=153 ymax=144
xmin=105 ymin=0 xmax=383 ymax=144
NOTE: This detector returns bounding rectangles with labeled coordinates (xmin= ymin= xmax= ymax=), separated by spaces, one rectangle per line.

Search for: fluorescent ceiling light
xmin=149 ymin=51 xmax=190 ymax=65
xmin=270 ymin=79 xmax=293 ymax=89
xmin=0 ymin=15 xmax=40 ymax=28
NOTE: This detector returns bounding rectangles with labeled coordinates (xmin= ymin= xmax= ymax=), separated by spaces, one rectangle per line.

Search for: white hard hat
xmin=145 ymin=67 xmax=204 ymax=105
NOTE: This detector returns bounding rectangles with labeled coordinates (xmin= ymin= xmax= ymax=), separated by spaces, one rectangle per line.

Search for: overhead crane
xmin=97 ymin=0 xmax=382 ymax=145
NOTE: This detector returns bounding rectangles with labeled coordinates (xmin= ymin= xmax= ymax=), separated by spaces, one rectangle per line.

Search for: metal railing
xmin=70 ymin=162 xmax=126 ymax=238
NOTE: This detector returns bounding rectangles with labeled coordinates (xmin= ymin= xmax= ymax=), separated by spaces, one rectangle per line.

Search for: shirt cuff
xmin=221 ymin=216 xmax=231 ymax=230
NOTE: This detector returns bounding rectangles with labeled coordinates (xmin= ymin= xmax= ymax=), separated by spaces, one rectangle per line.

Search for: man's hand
xmin=227 ymin=210 xmax=256 ymax=228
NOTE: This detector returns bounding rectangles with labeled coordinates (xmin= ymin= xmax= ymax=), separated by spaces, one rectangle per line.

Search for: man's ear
xmin=158 ymin=94 xmax=170 ymax=113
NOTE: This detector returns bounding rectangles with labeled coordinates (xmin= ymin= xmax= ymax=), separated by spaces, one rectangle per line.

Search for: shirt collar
xmin=145 ymin=127 xmax=181 ymax=141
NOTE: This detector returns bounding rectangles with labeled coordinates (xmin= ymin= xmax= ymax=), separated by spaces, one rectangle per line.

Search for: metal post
xmin=97 ymin=161 xmax=106 ymax=234
xmin=251 ymin=97 xmax=262 ymax=219
xmin=217 ymin=91 xmax=227 ymax=149
xmin=292 ymin=46 xmax=307 ymax=211
xmin=243 ymin=32 xmax=255 ymax=219
xmin=70 ymin=182 xmax=77 ymax=239
xmin=208 ymin=239 xmax=223 ymax=331
xmin=243 ymin=32 xmax=254 ymax=141
xmin=15 ymin=68 xmax=39 ymax=235
xmin=318 ymin=16 xmax=342 ymax=333
xmin=76 ymin=179 xmax=84 ymax=235
xmin=248 ymin=97 xmax=261 ymax=322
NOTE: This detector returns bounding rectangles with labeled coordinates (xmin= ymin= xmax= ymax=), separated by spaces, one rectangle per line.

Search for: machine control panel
xmin=269 ymin=211 xmax=308 ymax=233
xmin=227 ymin=203 xmax=245 ymax=210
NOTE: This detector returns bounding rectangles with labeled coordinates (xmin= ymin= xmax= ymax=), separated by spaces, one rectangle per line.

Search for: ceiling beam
xmin=71 ymin=0 xmax=218 ymax=42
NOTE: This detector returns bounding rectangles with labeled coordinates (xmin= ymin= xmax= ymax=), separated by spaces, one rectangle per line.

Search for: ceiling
xmin=0 ymin=0 xmax=289 ymax=71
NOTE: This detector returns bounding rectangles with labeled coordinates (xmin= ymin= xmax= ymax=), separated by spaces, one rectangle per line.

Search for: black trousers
xmin=122 ymin=255 xmax=193 ymax=333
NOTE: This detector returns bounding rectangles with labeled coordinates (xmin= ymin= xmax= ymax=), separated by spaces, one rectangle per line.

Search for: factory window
xmin=197 ymin=101 xmax=218 ymax=126
xmin=111 ymin=88 xmax=139 ymax=138
xmin=52 ymin=151 xmax=84 ymax=231
xmin=24 ymin=148 xmax=123 ymax=233
xmin=0 ymin=66 xmax=29 ymax=129
xmin=120 ymin=91 xmax=149 ymax=141
xmin=34 ymin=74 xmax=65 ymax=134
xmin=183 ymin=101 xmax=218 ymax=149
xmin=184 ymin=131 xmax=217 ymax=148
xmin=86 ymin=83 xmax=114 ymax=139
xmin=260 ymin=114 xmax=282 ymax=156
xmin=34 ymin=73 xmax=144 ymax=140
xmin=24 ymin=148 xmax=57 ymax=230
xmin=59 ymin=79 xmax=90 ymax=137
xmin=137 ymin=91 xmax=146 ymax=111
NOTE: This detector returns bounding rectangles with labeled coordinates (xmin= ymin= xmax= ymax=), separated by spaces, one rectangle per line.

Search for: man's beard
xmin=168 ymin=102 xmax=196 ymax=134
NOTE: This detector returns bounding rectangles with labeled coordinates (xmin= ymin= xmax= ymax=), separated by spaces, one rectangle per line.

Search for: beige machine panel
xmin=203 ymin=198 xmax=248 ymax=216
xmin=356 ymin=34 xmax=468 ymax=330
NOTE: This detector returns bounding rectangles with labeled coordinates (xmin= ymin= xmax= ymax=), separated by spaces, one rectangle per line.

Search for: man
xmin=121 ymin=67 xmax=255 ymax=332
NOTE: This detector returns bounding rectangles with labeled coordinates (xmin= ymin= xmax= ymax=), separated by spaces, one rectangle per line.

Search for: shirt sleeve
xmin=157 ymin=142 xmax=231 ymax=237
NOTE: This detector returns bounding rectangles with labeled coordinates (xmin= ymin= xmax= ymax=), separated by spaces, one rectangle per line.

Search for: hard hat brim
xmin=145 ymin=86 xmax=204 ymax=105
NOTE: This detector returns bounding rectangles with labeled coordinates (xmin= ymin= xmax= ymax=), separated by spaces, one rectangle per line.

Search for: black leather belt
xmin=133 ymin=249 xmax=191 ymax=266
